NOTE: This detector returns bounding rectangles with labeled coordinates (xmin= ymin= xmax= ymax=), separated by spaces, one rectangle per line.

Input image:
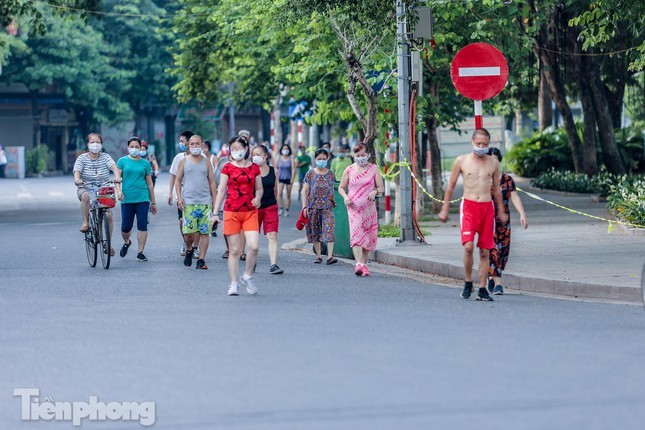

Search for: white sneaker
xmin=284 ymin=209 xmax=289 ymax=217
xmin=180 ymin=243 xmax=186 ymax=256
xmin=240 ymin=273 xmax=258 ymax=295
xmin=193 ymin=248 xmax=200 ymax=259
xmin=227 ymin=282 xmax=239 ymax=296
xmin=278 ymin=208 xmax=283 ymax=216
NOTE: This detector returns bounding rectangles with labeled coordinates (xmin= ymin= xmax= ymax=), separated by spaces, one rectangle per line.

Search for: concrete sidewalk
xmin=374 ymin=178 xmax=645 ymax=303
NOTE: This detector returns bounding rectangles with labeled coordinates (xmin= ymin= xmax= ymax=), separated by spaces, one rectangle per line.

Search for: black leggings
xmin=121 ymin=202 xmax=150 ymax=233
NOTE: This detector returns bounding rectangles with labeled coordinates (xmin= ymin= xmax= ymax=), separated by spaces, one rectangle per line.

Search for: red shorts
xmin=460 ymin=199 xmax=495 ymax=249
xmin=258 ymin=204 xmax=279 ymax=234
xmin=223 ymin=210 xmax=259 ymax=236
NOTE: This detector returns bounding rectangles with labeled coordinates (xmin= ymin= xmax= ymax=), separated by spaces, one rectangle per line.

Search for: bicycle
xmin=79 ymin=181 xmax=117 ymax=269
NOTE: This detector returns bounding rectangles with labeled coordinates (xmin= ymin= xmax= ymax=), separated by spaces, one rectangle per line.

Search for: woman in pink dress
xmin=338 ymin=143 xmax=384 ymax=276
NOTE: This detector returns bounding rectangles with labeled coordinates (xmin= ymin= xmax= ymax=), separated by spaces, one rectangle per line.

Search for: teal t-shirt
xmin=117 ymin=156 xmax=152 ymax=203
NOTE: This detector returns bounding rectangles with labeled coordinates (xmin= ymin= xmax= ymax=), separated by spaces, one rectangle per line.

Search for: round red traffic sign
xmin=450 ymin=43 xmax=508 ymax=101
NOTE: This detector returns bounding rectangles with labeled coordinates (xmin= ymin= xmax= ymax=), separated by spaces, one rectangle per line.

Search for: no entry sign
xmin=450 ymin=43 xmax=508 ymax=101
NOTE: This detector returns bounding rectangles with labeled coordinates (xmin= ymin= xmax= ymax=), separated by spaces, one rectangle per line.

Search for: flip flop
xmin=314 ymin=257 xmax=322 ymax=264
xmin=326 ymin=257 xmax=338 ymax=265
xmin=110 ymin=247 xmax=115 ymax=257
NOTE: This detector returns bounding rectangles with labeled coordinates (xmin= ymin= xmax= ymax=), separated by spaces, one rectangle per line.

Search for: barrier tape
xmin=382 ymin=160 xmax=644 ymax=232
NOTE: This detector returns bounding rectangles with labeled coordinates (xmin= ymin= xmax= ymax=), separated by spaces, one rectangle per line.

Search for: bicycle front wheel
xmin=98 ymin=212 xmax=111 ymax=269
xmin=85 ymin=211 xmax=98 ymax=267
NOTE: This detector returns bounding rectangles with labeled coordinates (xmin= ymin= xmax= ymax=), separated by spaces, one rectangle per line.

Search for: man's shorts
xmin=223 ymin=210 xmax=259 ymax=236
xmin=258 ymin=204 xmax=279 ymax=234
xmin=460 ymin=199 xmax=495 ymax=249
xmin=177 ymin=208 xmax=183 ymax=220
xmin=182 ymin=204 xmax=213 ymax=235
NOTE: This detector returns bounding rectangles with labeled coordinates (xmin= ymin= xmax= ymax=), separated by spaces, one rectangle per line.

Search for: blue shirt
xmin=117 ymin=156 xmax=151 ymax=203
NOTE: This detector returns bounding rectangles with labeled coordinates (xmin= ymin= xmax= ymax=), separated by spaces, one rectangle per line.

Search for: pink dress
xmin=346 ymin=163 xmax=378 ymax=251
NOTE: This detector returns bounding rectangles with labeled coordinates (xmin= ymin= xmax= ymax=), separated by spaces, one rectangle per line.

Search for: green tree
xmin=0 ymin=12 xmax=132 ymax=140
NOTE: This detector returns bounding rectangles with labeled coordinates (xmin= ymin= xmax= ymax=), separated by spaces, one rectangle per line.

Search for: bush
xmin=26 ymin=145 xmax=50 ymax=175
xmin=614 ymin=126 xmax=645 ymax=173
xmin=507 ymin=127 xmax=576 ymax=177
xmin=607 ymin=177 xmax=645 ymax=226
xmin=532 ymin=168 xmax=619 ymax=199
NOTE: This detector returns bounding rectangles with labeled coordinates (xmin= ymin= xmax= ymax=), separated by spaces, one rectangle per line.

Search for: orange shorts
xmin=223 ymin=210 xmax=259 ymax=236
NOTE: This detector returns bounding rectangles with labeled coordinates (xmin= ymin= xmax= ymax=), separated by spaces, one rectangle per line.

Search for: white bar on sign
xmin=458 ymin=67 xmax=501 ymax=77
xmin=474 ymin=100 xmax=483 ymax=115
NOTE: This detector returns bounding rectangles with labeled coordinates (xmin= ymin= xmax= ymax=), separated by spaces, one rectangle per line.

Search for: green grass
xmin=378 ymin=223 xmax=431 ymax=238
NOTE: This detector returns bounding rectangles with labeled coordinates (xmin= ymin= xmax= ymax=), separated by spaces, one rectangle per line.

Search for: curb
xmin=373 ymin=249 xmax=642 ymax=304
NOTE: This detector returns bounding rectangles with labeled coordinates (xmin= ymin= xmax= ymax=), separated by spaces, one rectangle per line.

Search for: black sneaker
xmin=493 ymin=285 xmax=504 ymax=295
xmin=136 ymin=252 xmax=148 ymax=262
xmin=477 ymin=287 xmax=494 ymax=301
xmin=487 ymin=278 xmax=495 ymax=293
xmin=460 ymin=282 xmax=473 ymax=299
xmin=269 ymin=264 xmax=284 ymax=274
xmin=184 ymin=249 xmax=193 ymax=267
xmin=119 ymin=241 xmax=131 ymax=258
xmin=222 ymin=250 xmax=229 ymax=259
xmin=196 ymin=259 xmax=208 ymax=270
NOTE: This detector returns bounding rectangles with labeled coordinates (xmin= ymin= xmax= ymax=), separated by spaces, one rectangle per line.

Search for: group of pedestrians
xmin=73 ymin=128 xmax=526 ymax=301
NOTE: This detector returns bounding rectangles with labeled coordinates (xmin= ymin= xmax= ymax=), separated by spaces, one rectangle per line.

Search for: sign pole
xmin=396 ymin=0 xmax=415 ymax=243
xmin=474 ymin=100 xmax=483 ymax=129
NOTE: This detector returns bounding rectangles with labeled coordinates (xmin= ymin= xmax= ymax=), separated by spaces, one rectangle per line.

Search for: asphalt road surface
xmin=1 ymin=176 xmax=644 ymax=429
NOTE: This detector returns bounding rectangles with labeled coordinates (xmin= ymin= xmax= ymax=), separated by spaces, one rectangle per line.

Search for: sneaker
xmin=460 ymin=282 xmax=473 ymax=299
xmin=184 ymin=249 xmax=193 ymax=267
xmin=487 ymin=278 xmax=495 ymax=293
xmin=210 ymin=231 xmax=217 ymax=237
xmin=180 ymin=243 xmax=186 ymax=256
xmin=477 ymin=287 xmax=494 ymax=301
xmin=361 ymin=265 xmax=370 ymax=276
xmin=120 ymin=241 xmax=131 ymax=258
xmin=136 ymin=252 xmax=148 ymax=262
xmin=222 ymin=250 xmax=229 ymax=259
xmin=227 ymin=282 xmax=239 ymax=296
xmin=240 ymin=273 xmax=258 ymax=295
xmin=193 ymin=248 xmax=200 ymax=259
xmin=278 ymin=208 xmax=283 ymax=216
xmin=493 ymin=285 xmax=504 ymax=295
xmin=269 ymin=264 xmax=284 ymax=275
xmin=284 ymin=209 xmax=289 ymax=217
xmin=196 ymin=259 xmax=208 ymax=270
xmin=354 ymin=263 xmax=364 ymax=276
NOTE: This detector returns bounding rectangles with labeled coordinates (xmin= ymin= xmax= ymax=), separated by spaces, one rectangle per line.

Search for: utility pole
xmin=396 ymin=0 xmax=415 ymax=243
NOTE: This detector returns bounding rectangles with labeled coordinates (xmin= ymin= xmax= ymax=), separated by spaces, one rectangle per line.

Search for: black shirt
xmin=260 ymin=166 xmax=277 ymax=209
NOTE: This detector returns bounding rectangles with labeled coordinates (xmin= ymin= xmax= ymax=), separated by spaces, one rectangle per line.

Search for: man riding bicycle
xmin=73 ymin=133 xmax=122 ymax=256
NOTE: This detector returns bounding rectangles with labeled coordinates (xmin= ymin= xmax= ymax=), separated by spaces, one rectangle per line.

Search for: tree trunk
xmin=536 ymin=46 xmax=584 ymax=173
xmin=577 ymin=55 xmax=599 ymax=176
xmin=345 ymin=52 xmax=378 ymax=157
xmin=538 ymin=65 xmax=553 ymax=131
xmin=30 ymin=91 xmax=40 ymax=149
xmin=426 ymin=116 xmax=443 ymax=213
xmin=587 ymin=58 xmax=626 ymax=175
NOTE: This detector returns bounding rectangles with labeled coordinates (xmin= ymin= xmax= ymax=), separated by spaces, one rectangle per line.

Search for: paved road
xmin=1 ymin=176 xmax=645 ymax=429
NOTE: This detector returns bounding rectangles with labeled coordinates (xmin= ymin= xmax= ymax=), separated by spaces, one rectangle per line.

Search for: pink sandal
xmin=354 ymin=263 xmax=363 ymax=276
xmin=361 ymin=265 xmax=370 ymax=276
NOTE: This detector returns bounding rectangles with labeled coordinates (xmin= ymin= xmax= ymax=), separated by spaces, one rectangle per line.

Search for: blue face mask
xmin=315 ymin=160 xmax=327 ymax=169
xmin=128 ymin=148 xmax=140 ymax=157
xmin=179 ymin=142 xmax=187 ymax=152
xmin=139 ymin=150 xmax=147 ymax=157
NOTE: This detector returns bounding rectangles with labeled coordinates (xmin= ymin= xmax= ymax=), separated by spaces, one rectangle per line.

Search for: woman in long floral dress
xmin=338 ymin=142 xmax=384 ymax=276
xmin=301 ymin=148 xmax=338 ymax=265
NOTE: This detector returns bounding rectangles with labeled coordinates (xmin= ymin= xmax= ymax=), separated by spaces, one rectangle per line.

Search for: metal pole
xmin=397 ymin=0 xmax=415 ymax=243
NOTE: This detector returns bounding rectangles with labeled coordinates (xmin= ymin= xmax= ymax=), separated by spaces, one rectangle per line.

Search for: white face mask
xmin=281 ymin=149 xmax=290 ymax=155
xmin=231 ymin=150 xmax=245 ymax=161
xmin=190 ymin=147 xmax=202 ymax=155
xmin=472 ymin=145 xmax=489 ymax=157
xmin=88 ymin=143 xmax=102 ymax=154
xmin=355 ymin=156 xmax=369 ymax=167
xmin=128 ymin=148 xmax=140 ymax=157
xmin=252 ymin=155 xmax=264 ymax=165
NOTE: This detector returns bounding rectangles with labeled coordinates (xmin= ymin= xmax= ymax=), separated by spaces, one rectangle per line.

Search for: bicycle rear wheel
xmin=85 ymin=211 xmax=98 ymax=267
xmin=98 ymin=212 xmax=111 ymax=269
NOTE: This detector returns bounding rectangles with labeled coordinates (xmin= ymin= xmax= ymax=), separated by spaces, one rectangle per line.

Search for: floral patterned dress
xmin=346 ymin=163 xmax=379 ymax=251
xmin=489 ymin=172 xmax=516 ymax=278
xmin=303 ymin=169 xmax=336 ymax=243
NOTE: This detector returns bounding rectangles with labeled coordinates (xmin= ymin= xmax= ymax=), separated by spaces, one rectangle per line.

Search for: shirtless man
xmin=438 ymin=128 xmax=508 ymax=301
